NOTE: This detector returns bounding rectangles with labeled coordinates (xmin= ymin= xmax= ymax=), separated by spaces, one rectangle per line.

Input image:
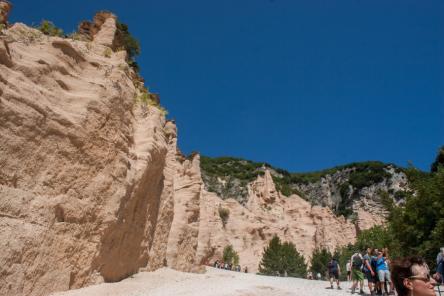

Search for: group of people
xmin=213 ymin=260 xmax=247 ymax=273
xmin=348 ymin=247 xmax=395 ymax=295
xmin=326 ymin=247 xmax=444 ymax=296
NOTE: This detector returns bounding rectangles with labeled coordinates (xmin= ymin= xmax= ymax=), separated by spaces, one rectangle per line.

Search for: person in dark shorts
xmin=363 ymin=248 xmax=376 ymax=295
xmin=327 ymin=257 xmax=341 ymax=290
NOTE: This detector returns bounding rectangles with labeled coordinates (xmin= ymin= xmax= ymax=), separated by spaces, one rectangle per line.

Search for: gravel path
xmin=51 ymin=267 xmax=359 ymax=296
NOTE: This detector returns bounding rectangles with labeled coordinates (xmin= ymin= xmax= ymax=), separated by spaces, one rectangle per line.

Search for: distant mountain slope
xmin=200 ymin=156 xmax=410 ymax=218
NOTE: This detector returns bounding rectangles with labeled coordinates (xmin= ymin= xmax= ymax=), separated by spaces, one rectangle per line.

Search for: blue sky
xmin=10 ymin=0 xmax=444 ymax=172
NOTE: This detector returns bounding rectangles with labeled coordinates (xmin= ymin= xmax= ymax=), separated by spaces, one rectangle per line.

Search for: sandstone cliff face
xmin=0 ymin=18 xmax=178 ymax=296
xmin=145 ymin=123 xmax=203 ymax=273
xmin=196 ymin=170 xmax=358 ymax=273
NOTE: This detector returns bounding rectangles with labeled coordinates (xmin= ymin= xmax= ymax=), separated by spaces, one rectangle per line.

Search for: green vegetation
xmin=259 ymin=235 xmax=307 ymax=278
xmin=388 ymin=163 xmax=444 ymax=270
xmin=323 ymin=148 xmax=444 ymax=273
xmin=201 ymin=156 xmax=269 ymax=184
xmin=309 ymin=248 xmax=331 ymax=279
xmin=116 ymin=21 xmax=140 ymax=71
xmin=135 ymin=87 xmax=168 ymax=116
xmin=218 ymin=206 xmax=230 ymax=227
xmin=38 ymin=20 xmax=64 ymax=37
xmin=223 ymin=245 xmax=239 ymax=266
xmin=201 ymin=156 xmax=400 ymax=216
xmin=201 ymin=156 xmax=269 ymax=201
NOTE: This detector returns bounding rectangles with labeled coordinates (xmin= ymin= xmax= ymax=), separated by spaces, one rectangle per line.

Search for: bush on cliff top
xmin=38 ymin=20 xmax=64 ymax=37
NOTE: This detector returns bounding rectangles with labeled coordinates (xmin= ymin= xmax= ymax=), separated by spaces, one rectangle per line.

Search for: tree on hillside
xmin=259 ymin=235 xmax=307 ymax=277
xmin=280 ymin=242 xmax=307 ymax=277
xmin=223 ymin=245 xmax=239 ymax=266
xmin=259 ymin=235 xmax=282 ymax=276
xmin=309 ymin=248 xmax=331 ymax=279
xmin=339 ymin=147 xmax=444 ymax=270
xmin=390 ymin=165 xmax=444 ymax=269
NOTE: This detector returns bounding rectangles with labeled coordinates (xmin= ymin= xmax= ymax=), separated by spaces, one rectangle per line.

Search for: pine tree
xmin=259 ymin=235 xmax=307 ymax=277
xmin=280 ymin=242 xmax=307 ymax=277
xmin=259 ymin=235 xmax=282 ymax=275
xmin=310 ymin=248 xmax=331 ymax=278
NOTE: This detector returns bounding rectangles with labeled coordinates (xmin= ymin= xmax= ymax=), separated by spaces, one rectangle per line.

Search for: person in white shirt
xmin=346 ymin=260 xmax=352 ymax=281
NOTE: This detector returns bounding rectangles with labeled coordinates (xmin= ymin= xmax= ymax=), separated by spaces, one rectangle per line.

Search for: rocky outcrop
xmin=201 ymin=157 xmax=410 ymax=223
xmin=0 ymin=19 xmax=176 ymax=296
xmin=197 ymin=169 xmax=358 ymax=273
xmin=147 ymin=123 xmax=203 ymax=273
xmin=78 ymin=12 xmax=116 ymax=42
xmin=0 ymin=1 xmax=12 ymax=25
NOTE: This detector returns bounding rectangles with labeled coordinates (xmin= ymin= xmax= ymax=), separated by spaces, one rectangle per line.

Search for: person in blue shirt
xmin=327 ymin=257 xmax=341 ymax=290
xmin=376 ymin=250 xmax=394 ymax=295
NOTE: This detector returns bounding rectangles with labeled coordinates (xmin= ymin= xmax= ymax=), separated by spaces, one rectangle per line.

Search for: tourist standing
xmin=363 ymin=248 xmax=376 ymax=295
xmin=351 ymin=252 xmax=365 ymax=294
xmin=375 ymin=250 xmax=393 ymax=295
xmin=346 ymin=260 xmax=352 ymax=281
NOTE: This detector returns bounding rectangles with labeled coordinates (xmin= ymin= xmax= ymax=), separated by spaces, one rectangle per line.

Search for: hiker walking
xmin=351 ymin=251 xmax=365 ymax=294
xmin=327 ymin=257 xmax=341 ymax=290
xmin=363 ymin=248 xmax=376 ymax=295
xmin=346 ymin=259 xmax=352 ymax=281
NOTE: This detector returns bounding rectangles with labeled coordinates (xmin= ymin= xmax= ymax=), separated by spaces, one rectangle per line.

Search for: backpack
xmin=328 ymin=260 xmax=338 ymax=272
xmin=352 ymin=254 xmax=363 ymax=268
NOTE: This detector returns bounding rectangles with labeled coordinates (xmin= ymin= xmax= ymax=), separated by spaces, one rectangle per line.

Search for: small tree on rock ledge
xmin=218 ymin=206 xmax=230 ymax=228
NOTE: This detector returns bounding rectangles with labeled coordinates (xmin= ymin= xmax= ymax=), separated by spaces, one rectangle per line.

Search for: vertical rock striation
xmin=0 ymin=17 xmax=173 ymax=296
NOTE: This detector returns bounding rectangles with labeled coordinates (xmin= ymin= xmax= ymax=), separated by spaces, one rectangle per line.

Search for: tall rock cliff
xmin=0 ymin=15 xmax=191 ymax=296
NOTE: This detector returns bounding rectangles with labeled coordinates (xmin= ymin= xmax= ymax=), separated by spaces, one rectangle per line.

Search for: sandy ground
xmin=51 ymin=267 xmax=357 ymax=296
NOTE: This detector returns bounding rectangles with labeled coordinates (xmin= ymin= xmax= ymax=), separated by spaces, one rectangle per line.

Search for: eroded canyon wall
xmin=0 ymin=16 xmax=179 ymax=296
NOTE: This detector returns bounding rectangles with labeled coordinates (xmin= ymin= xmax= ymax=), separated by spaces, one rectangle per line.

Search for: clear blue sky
xmin=10 ymin=0 xmax=444 ymax=172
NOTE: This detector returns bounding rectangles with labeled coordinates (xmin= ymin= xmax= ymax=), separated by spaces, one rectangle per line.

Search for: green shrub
xmin=38 ymin=20 xmax=64 ymax=37
xmin=309 ymin=248 xmax=331 ymax=279
xmin=218 ymin=207 xmax=230 ymax=227
xmin=116 ymin=21 xmax=140 ymax=71
xmin=223 ymin=245 xmax=239 ymax=265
